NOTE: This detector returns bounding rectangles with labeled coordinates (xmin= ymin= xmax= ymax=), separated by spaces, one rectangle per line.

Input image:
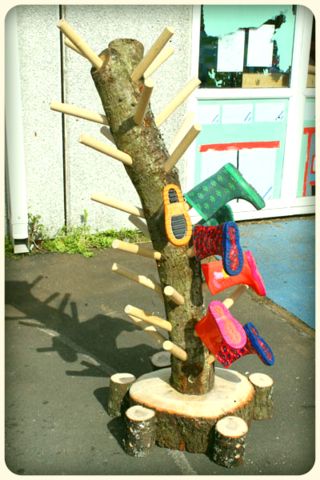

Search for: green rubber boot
xmin=197 ymin=204 xmax=234 ymax=227
xmin=185 ymin=163 xmax=265 ymax=221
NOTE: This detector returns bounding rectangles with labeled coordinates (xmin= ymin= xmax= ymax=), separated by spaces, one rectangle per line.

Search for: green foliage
xmin=5 ymin=211 xmax=148 ymax=258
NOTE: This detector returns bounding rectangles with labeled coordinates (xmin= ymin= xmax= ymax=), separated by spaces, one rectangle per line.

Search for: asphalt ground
xmin=4 ymin=247 xmax=315 ymax=476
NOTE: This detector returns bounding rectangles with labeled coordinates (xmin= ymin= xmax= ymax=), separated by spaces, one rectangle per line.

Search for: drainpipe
xmin=5 ymin=8 xmax=29 ymax=254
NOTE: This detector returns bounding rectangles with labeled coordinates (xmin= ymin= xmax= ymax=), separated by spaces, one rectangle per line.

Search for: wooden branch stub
xmin=162 ymin=340 xmax=188 ymax=361
xmin=212 ymin=416 xmax=248 ymax=468
xmin=131 ymin=26 xmax=174 ymax=82
xmin=249 ymin=373 xmax=274 ymax=420
xmin=155 ymin=78 xmax=201 ymax=126
xmin=91 ymin=193 xmax=144 ymax=218
xmin=164 ymin=285 xmax=185 ymax=305
xmin=127 ymin=314 xmax=167 ymax=347
xmin=223 ymin=285 xmax=249 ymax=309
xmin=128 ymin=214 xmax=150 ymax=238
xmin=125 ymin=305 xmax=172 ymax=332
xmin=80 ymin=134 xmax=133 ymax=166
xmin=112 ymin=263 xmax=162 ymax=295
xmin=112 ymin=239 xmax=161 ymax=260
xmin=144 ymin=46 xmax=174 ymax=78
xmin=50 ymin=101 xmax=108 ymax=125
xmin=150 ymin=351 xmax=171 ymax=370
xmin=57 ymin=19 xmax=103 ymax=70
xmin=164 ymin=123 xmax=201 ymax=172
xmin=134 ymin=79 xmax=154 ymax=126
xmin=107 ymin=372 xmax=136 ymax=417
xmin=124 ymin=405 xmax=156 ymax=457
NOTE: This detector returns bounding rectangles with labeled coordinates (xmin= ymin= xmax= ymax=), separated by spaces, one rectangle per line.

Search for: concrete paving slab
xmin=5 ymin=249 xmax=315 ymax=475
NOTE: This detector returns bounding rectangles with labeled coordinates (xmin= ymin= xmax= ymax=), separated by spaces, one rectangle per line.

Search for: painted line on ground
xmin=167 ymin=449 xmax=198 ymax=475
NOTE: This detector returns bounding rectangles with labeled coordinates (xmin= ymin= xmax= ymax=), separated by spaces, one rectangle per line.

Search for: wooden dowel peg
xmin=155 ymin=78 xmax=201 ymax=127
xmin=112 ymin=239 xmax=161 ymax=260
xmin=50 ymin=101 xmax=108 ymax=125
xmin=128 ymin=214 xmax=150 ymax=238
xmin=208 ymin=354 xmax=216 ymax=365
xmin=112 ymin=263 xmax=162 ymax=295
xmin=223 ymin=285 xmax=249 ymax=309
xmin=164 ymin=286 xmax=185 ymax=305
xmin=162 ymin=340 xmax=188 ymax=362
xmin=91 ymin=193 xmax=144 ymax=218
xmin=64 ymin=37 xmax=85 ymax=57
xmin=107 ymin=372 xmax=136 ymax=417
xmin=131 ymin=26 xmax=174 ymax=82
xmin=169 ymin=112 xmax=195 ymax=154
xmin=134 ymin=79 xmax=154 ymax=126
xmin=187 ymin=245 xmax=195 ymax=258
xmin=144 ymin=46 xmax=174 ymax=78
xmin=127 ymin=314 xmax=167 ymax=347
xmin=150 ymin=351 xmax=171 ymax=370
xmin=79 ymin=134 xmax=133 ymax=166
xmin=124 ymin=405 xmax=156 ymax=457
xmin=124 ymin=305 xmax=172 ymax=332
xmin=249 ymin=373 xmax=274 ymax=420
xmin=164 ymin=124 xmax=201 ymax=172
xmin=212 ymin=416 xmax=248 ymax=468
xmin=57 ymin=19 xmax=103 ymax=70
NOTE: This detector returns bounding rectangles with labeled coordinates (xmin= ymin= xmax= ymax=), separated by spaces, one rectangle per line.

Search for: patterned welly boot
xmin=184 ymin=163 xmax=265 ymax=221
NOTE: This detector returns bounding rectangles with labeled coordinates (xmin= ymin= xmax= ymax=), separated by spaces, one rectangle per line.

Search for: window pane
xmin=307 ymin=17 xmax=315 ymax=88
xmin=199 ymin=5 xmax=296 ymax=88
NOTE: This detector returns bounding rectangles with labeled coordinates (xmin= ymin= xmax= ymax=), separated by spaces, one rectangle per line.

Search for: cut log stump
xmin=150 ymin=351 xmax=171 ymax=370
xmin=212 ymin=415 xmax=248 ymax=468
xmin=107 ymin=373 xmax=136 ymax=417
xmin=129 ymin=367 xmax=254 ymax=453
xmin=124 ymin=405 xmax=156 ymax=457
xmin=249 ymin=372 xmax=274 ymax=420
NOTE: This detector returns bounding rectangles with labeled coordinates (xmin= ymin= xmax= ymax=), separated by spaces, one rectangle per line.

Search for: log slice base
xmin=129 ymin=367 xmax=255 ymax=453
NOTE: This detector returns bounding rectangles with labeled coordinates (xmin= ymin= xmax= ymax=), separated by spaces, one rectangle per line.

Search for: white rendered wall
xmin=62 ymin=4 xmax=194 ymax=231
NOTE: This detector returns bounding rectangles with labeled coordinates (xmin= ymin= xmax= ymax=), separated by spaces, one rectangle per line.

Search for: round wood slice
xmin=129 ymin=367 xmax=254 ymax=453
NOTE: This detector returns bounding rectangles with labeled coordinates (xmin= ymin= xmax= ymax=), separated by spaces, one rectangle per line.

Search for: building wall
xmin=9 ymin=5 xmax=194 ymax=235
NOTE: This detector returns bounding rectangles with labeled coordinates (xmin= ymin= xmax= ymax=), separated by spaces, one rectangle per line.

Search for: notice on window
xmin=247 ymin=24 xmax=275 ymax=67
xmin=217 ymin=30 xmax=245 ymax=72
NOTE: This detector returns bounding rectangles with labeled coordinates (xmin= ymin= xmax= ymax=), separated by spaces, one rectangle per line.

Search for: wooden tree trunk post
xmin=107 ymin=373 xmax=136 ymax=417
xmin=150 ymin=351 xmax=171 ymax=370
xmin=124 ymin=405 xmax=156 ymax=457
xmin=91 ymin=38 xmax=213 ymax=395
xmin=249 ymin=372 xmax=274 ymax=420
xmin=212 ymin=416 xmax=248 ymax=468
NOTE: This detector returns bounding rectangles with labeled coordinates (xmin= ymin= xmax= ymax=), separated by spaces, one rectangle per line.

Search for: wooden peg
xmin=64 ymin=37 xmax=85 ymax=57
xmin=144 ymin=46 xmax=174 ymax=78
xmin=223 ymin=285 xmax=249 ymax=309
xmin=124 ymin=305 xmax=172 ymax=332
xmin=128 ymin=215 xmax=150 ymax=238
xmin=155 ymin=78 xmax=201 ymax=127
xmin=249 ymin=373 xmax=274 ymax=420
xmin=124 ymin=405 xmax=156 ymax=457
xmin=91 ymin=193 xmax=144 ymax=218
xmin=164 ymin=286 xmax=185 ymax=305
xmin=164 ymin=124 xmax=201 ymax=172
xmin=207 ymin=354 xmax=216 ymax=365
xmin=79 ymin=134 xmax=133 ymax=166
xmin=112 ymin=239 xmax=161 ymax=260
xmin=57 ymin=19 xmax=103 ymax=70
xmin=212 ymin=416 xmax=248 ymax=467
xmin=162 ymin=340 xmax=188 ymax=361
xmin=112 ymin=263 xmax=162 ymax=295
xmin=107 ymin=372 xmax=136 ymax=417
xmin=187 ymin=245 xmax=195 ymax=258
xmin=169 ymin=112 xmax=195 ymax=154
xmin=134 ymin=79 xmax=154 ymax=126
xmin=100 ymin=126 xmax=115 ymax=144
xmin=131 ymin=26 xmax=174 ymax=82
xmin=127 ymin=314 xmax=167 ymax=347
xmin=50 ymin=101 xmax=108 ymax=125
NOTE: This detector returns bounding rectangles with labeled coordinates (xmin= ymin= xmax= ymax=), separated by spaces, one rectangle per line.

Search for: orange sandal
xmin=163 ymin=184 xmax=192 ymax=247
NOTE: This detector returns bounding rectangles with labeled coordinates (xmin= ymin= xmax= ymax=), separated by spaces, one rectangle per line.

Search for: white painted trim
xmin=195 ymin=88 xmax=292 ymax=100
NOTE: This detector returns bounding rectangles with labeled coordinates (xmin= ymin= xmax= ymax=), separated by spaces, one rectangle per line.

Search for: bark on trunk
xmin=212 ymin=416 xmax=248 ymax=468
xmin=91 ymin=39 xmax=213 ymax=394
xmin=124 ymin=405 xmax=156 ymax=457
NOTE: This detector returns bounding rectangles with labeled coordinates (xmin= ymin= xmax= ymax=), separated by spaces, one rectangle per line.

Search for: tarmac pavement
xmin=4 ymin=248 xmax=315 ymax=475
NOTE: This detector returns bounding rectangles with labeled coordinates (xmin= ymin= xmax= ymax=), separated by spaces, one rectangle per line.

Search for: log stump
xmin=212 ymin=415 xmax=248 ymax=468
xmin=124 ymin=405 xmax=156 ymax=457
xmin=107 ymin=373 xmax=136 ymax=417
xmin=150 ymin=351 xmax=171 ymax=370
xmin=129 ymin=367 xmax=254 ymax=453
xmin=249 ymin=372 xmax=274 ymax=420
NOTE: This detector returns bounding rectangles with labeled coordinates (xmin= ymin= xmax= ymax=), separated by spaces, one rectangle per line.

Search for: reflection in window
xmin=199 ymin=5 xmax=296 ymax=88
xmin=307 ymin=17 xmax=315 ymax=88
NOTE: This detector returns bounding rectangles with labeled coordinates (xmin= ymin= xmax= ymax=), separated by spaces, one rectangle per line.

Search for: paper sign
xmin=222 ymin=104 xmax=253 ymax=124
xmin=255 ymin=102 xmax=286 ymax=122
xmin=196 ymin=104 xmax=221 ymax=125
xmin=217 ymin=30 xmax=245 ymax=72
xmin=247 ymin=24 xmax=275 ymax=67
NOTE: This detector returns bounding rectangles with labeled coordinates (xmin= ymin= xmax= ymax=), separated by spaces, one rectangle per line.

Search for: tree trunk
xmin=91 ymin=39 xmax=213 ymax=394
